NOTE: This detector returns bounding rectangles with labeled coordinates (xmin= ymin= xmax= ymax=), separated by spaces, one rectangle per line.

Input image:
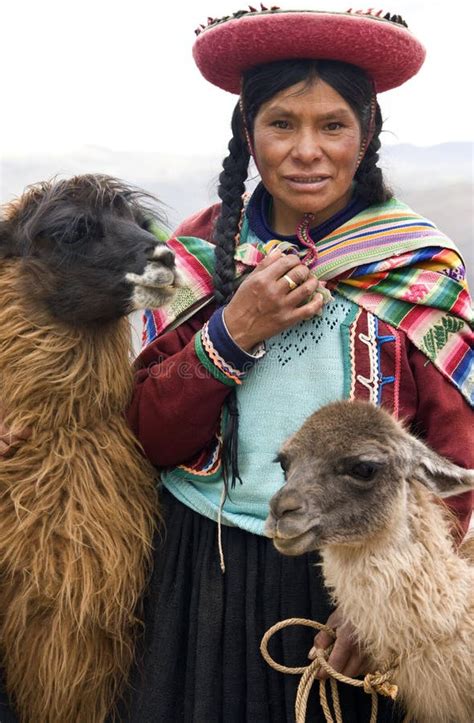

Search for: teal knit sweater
xmin=162 ymin=294 xmax=358 ymax=535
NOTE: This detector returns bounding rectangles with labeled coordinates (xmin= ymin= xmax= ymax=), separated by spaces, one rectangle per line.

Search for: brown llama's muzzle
xmin=126 ymin=242 xmax=181 ymax=310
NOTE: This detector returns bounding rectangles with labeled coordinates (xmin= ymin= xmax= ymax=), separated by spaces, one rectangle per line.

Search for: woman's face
xmin=252 ymin=79 xmax=363 ymax=235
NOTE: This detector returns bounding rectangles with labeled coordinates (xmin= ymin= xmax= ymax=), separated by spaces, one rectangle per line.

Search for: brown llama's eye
xmin=52 ymin=216 xmax=102 ymax=245
xmin=67 ymin=217 xmax=99 ymax=244
xmin=350 ymin=461 xmax=378 ymax=482
xmin=139 ymin=217 xmax=153 ymax=232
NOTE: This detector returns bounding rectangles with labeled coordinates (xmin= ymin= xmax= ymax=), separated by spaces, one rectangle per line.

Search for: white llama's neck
xmin=321 ymin=484 xmax=471 ymax=663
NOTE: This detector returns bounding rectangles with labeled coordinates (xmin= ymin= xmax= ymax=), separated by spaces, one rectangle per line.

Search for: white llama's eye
xmin=273 ymin=454 xmax=289 ymax=473
xmin=350 ymin=461 xmax=378 ymax=481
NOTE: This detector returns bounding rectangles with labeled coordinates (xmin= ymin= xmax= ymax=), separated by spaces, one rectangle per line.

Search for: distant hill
xmin=2 ymin=142 xmax=473 ymax=285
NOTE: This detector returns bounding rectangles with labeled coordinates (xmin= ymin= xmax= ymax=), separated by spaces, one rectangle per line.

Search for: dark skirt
xmin=122 ymin=489 xmax=403 ymax=723
xmin=0 ymin=674 xmax=17 ymax=722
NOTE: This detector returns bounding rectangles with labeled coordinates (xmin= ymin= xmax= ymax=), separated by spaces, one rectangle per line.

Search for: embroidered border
xmin=356 ymin=313 xmax=380 ymax=403
xmin=177 ymin=432 xmax=223 ymax=477
xmin=200 ymin=322 xmax=245 ymax=385
xmin=387 ymin=322 xmax=401 ymax=419
xmin=348 ymin=310 xmax=400 ymax=413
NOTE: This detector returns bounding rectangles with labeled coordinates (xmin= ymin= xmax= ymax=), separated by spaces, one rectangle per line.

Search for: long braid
xmin=354 ymin=102 xmax=392 ymax=205
xmin=213 ymin=102 xmax=250 ymax=487
xmin=213 ymin=104 xmax=250 ymax=305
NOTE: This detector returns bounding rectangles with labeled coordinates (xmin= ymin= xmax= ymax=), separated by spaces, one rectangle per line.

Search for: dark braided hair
xmin=213 ymin=58 xmax=391 ymax=487
xmin=354 ymin=103 xmax=391 ymax=204
xmin=212 ymin=105 xmax=250 ymax=487
xmin=213 ymin=107 xmax=250 ymax=307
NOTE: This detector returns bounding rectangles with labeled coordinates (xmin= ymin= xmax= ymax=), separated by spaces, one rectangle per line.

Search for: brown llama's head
xmin=265 ymin=400 xmax=473 ymax=555
xmin=0 ymin=174 xmax=179 ymax=325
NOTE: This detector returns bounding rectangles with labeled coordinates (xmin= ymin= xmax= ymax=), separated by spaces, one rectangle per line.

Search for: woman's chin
xmin=272 ymin=186 xmax=351 ymax=230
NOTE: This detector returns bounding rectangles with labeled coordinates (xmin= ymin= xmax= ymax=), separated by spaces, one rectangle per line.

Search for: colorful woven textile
xmin=143 ymin=198 xmax=473 ymax=405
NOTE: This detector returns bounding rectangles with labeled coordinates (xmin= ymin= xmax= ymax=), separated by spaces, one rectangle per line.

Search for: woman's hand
xmin=223 ymin=249 xmax=325 ymax=352
xmin=309 ymin=607 xmax=370 ymax=680
xmin=0 ymin=403 xmax=31 ymax=457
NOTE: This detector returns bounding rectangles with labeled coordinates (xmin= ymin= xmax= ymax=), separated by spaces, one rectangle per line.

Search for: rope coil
xmin=260 ymin=618 xmax=398 ymax=723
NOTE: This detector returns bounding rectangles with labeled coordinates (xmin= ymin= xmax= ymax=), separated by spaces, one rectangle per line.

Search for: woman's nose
xmin=291 ymin=130 xmax=324 ymax=163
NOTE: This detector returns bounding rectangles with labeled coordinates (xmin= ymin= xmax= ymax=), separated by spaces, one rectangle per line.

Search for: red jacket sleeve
xmin=128 ymin=205 xmax=225 ymax=467
xmin=401 ymin=344 xmax=473 ymax=538
xmin=127 ymin=302 xmax=233 ymax=467
xmin=174 ymin=203 xmax=221 ymax=239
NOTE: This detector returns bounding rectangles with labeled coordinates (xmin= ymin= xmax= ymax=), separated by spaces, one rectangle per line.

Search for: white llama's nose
xmin=270 ymin=489 xmax=307 ymax=519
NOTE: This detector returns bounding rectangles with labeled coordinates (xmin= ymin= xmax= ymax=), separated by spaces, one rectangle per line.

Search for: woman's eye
xmin=325 ymin=122 xmax=343 ymax=131
xmin=271 ymin=120 xmax=290 ymax=129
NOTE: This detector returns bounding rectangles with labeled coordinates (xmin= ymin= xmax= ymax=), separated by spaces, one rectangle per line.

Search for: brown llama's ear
xmin=409 ymin=435 xmax=474 ymax=498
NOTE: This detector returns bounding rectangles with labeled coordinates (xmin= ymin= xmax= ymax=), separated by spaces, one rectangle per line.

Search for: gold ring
xmin=283 ymin=273 xmax=298 ymax=291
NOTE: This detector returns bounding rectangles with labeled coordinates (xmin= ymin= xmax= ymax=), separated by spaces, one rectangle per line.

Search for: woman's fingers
xmin=251 ymin=252 xmax=327 ymax=312
xmin=287 ymin=275 xmax=319 ymax=303
xmin=291 ymin=291 xmax=325 ymax=322
xmin=278 ymin=264 xmax=311 ymax=291
xmin=254 ymin=250 xmax=305 ymax=281
xmin=223 ymin=248 xmax=329 ymax=350
xmin=322 ymin=635 xmax=366 ymax=680
xmin=309 ymin=608 xmax=369 ymax=681
xmin=342 ymin=651 xmax=370 ymax=679
xmin=255 ymin=254 xmax=321 ymax=305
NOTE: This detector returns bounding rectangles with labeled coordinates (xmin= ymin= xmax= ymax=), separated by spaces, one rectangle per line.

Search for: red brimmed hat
xmin=193 ymin=7 xmax=425 ymax=94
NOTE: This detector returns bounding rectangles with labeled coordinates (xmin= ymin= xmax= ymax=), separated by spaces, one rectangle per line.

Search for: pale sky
xmin=1 ymin=0 xmax=472 ymax=158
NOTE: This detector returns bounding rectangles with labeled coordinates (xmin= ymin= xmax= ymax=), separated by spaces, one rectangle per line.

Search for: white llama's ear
xmin=409 ymin=436 xmax=474 ymax=498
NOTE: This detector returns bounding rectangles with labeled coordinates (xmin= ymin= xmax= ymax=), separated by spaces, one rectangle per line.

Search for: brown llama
xmin=0 ymin=175 xmax=180 ymax=722
xmin=265 ymin=400 xmax=474 ymax=723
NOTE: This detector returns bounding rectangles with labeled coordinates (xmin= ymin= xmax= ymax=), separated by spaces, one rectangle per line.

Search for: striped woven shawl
xmin=144 ymin=198 xmax=473 ymax=405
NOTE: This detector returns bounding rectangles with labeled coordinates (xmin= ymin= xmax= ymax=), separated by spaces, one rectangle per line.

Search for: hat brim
xmin=193 ymin=10 xmax=426 ymax=94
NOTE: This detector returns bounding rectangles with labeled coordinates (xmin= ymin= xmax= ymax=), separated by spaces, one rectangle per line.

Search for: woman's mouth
xmin=284 ymin=175 xmax=331 ymax=190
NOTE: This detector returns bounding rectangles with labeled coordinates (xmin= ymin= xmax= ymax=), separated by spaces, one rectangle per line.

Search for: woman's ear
xmin=408 ymin=435 xmax=474 ymax=498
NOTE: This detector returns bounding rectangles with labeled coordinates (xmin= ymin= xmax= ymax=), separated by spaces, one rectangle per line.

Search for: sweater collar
xmin=246 ymin=182 xmax=368 ymax=244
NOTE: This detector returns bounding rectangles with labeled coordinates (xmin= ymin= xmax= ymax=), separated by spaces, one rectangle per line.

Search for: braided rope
xmin=260 ymin=618 xmax=399 ymax=723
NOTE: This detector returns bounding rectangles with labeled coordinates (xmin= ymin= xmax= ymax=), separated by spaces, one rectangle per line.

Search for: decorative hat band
xmin=195 ymin=6 xmax=409 ymax=36
xmin=192 ymin=7 xmax=425 ymax=94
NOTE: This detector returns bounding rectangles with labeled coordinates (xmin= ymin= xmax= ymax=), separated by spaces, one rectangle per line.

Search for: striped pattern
xmin=143 ymin=235 xmax=216 ymax=347
xmin=318 ymin=205 xmax=472 ymax=403
xmin=200 ymin=322 xmax=245 ymax=384
xmin=194 ymin=329 xmax=238 ymax=387
xmin=143 ymin=198 xmax=473 ymax=405
xmin=315 ymin=213 xmax=460 ymax=276
xmin=175 ymin=433 xmax=223 ymax=477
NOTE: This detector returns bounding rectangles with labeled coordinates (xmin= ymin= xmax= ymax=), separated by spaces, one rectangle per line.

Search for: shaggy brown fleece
xmin=0 ymin=261 xmax=158 ymax=722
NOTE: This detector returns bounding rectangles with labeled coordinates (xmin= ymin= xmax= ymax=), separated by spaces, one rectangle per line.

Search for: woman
xmin=125 ymin=7 xmax=473 ymax=723
xmin=1 ymin=8 xmax=472 ymax=723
